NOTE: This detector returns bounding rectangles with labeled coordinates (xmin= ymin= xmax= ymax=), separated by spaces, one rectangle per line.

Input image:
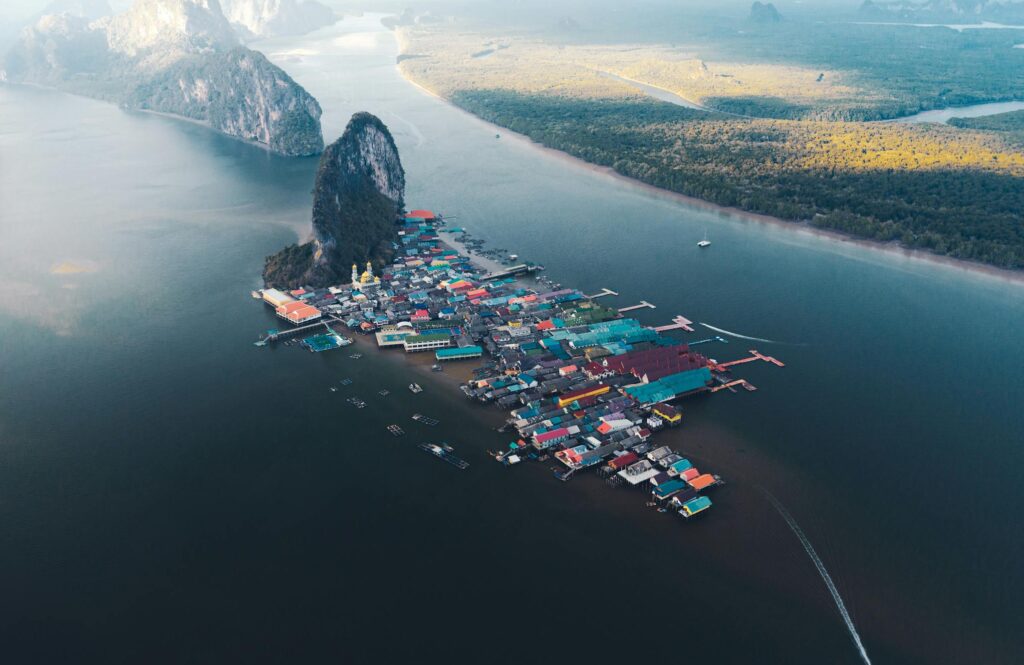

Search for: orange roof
xmin=688 ymin=474 xmax=716 ymax=491
xmin=408 ymin=209 xmax=436 ymax=220
xmin=277 ymin=301 xmax=320 ymax=322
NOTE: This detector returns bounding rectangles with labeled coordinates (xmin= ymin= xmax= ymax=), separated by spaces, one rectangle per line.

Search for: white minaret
xmin=351 ymin=263 xmax=359 ymax=290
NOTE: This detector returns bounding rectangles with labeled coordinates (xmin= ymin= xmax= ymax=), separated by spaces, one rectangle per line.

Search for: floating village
xmin=253 ymin=210 xmax=784 ymax=522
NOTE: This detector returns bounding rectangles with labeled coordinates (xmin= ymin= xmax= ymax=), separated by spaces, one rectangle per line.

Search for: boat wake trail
xmin=699 ymin=322 xmax=786 ymax=345
xmin=762 ymin=489 xmax=872 ymax=665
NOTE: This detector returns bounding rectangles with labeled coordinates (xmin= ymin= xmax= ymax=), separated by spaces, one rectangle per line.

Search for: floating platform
xmin=418 ymin=443 xmax=469 ymax=469
xmin=412 ymin=413 xmax=439 ymax=426
xmin=302 ymin=329 xmax=353 ymax=353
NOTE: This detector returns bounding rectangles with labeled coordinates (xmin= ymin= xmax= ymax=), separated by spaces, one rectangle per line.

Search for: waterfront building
xmin=262 ymin=288 xmax=295 ymax=308
xmin=624 ymin=367 xmax=713 ymax=404
xmin=275 ymin=300 xmax=322 ymax=325
xmin=436 ymin=346 xmax=483 ymax=361
xmin=402 ymin=333 xmax=452 ymax=353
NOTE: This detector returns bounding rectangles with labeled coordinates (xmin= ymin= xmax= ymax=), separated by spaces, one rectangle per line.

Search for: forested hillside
xmin=395 ymin=15 xmax=1024 ymax=269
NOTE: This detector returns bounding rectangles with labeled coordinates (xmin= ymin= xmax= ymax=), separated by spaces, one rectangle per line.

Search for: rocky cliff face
xmin=2 ymin=0 xmax=323 ymax=156
xmin=749 ymin=2 xmax=783 ymax=23
xmin=102 ymin=0 xmax=238 ymax=68
xmin=126 ymin=47 xmax=323 ymax=155
xmin=219 ymin=0 xmax=337 ymax=40
xmin=263 ymin=113 xmax=406 ymax=288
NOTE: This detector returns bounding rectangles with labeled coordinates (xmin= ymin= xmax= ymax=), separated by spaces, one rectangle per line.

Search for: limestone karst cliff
xmin=219 ymin=0 xmax=336 ymax=40
xmin=3 ymin=0 xmax=323 ymax=156
xmin=263 ymin=113 xmax=406 ymax=288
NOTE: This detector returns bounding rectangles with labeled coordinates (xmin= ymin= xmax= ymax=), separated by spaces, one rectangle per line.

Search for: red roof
xmin=603 ymin=346 xmax=708 ymax=382
xmin=608 ymin=452 xmax=639 ymax=470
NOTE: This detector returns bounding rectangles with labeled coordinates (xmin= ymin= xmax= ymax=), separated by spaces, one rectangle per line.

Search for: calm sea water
xmin=1 ymin=15 xmax=1023 ymax=665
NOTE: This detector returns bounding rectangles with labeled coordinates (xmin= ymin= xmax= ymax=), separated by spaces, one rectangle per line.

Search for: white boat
xmin=697 ymin=229 xmax=711 ymax=248
xmin=409 ymin=383 xmax=423 ymax=394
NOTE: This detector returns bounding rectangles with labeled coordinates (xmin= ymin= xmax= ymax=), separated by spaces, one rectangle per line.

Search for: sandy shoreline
xmin=393 ymin=65 xmax=1024 ymax=287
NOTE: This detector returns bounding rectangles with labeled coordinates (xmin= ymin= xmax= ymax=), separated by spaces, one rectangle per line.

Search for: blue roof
xmin=435 ymin=345 xmax=483 ymax=359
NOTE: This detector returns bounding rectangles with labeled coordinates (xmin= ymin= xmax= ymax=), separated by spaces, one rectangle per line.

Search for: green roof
xmin=405 ymin=333 xmax=451 ymax=343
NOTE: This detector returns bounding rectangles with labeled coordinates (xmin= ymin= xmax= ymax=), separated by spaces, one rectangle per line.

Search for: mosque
xmin=351 ymin=261 xmax=381 ymax=292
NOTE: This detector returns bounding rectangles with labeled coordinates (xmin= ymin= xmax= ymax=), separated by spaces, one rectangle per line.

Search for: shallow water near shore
xmin=1 ymin=15 xmax=1023 ymax=665
xmin=894 ymin=99 xmax=1024 ymax=123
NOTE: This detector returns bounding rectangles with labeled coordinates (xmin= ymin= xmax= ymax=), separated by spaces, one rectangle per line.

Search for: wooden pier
xmin=262 ymin=316 xmax=344 ymax=343
xmin=585 ymin=288 xmax=619 ymax=299
xmin=653 ymin=315 xmax=695 ymax=333
xmin=618 ymin=300 xmax=656 ymax=313
xmin=481 ymin=264 xmax=541 ymax=281
xmin=710 ymin=349 xmax=786 ymax=371
xmin=711 ymin=379 xmax=758 ymax=393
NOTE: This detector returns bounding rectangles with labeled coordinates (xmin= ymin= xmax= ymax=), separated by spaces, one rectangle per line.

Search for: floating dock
xmin=412 ymin=413 xmax=439 ymax=426
xmin=585 ymin=288 xmax=619 ymax=299
xmin=418 ymin=443 xmax=469 ymax=469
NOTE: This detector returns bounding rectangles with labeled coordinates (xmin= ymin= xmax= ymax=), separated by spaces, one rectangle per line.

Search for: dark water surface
xmin=2 ymin=16 xmax=1023 ymax=665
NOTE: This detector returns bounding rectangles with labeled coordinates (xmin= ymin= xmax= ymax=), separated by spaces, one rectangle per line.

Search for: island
xmin=263 ymin=112 xmax=406 ymax=288
xmin=255 ymin=113 xmax=786 ymax=521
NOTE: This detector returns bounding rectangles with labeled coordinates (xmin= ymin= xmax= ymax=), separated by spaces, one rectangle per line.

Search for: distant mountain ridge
xmin=2 ymin=0 xmax=324 ymax=156
xmin=859 ymin=0 xmax=1024 ymax=22
xmin=219 ymin=0 xmax=337 ymax=40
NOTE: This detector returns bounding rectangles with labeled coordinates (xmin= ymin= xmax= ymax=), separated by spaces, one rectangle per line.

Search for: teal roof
xmin=682 ymin=496 xmax=712 ymax=515
xmin=625 ymin=367 xmax=712 ymax=403
xmin=669 ymin=459 xmax=693 ymax=473
xmin=654 ymin=479 xmax=687 ymax=498
xmin=436 ymin=345 xmax=483 ymax=359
